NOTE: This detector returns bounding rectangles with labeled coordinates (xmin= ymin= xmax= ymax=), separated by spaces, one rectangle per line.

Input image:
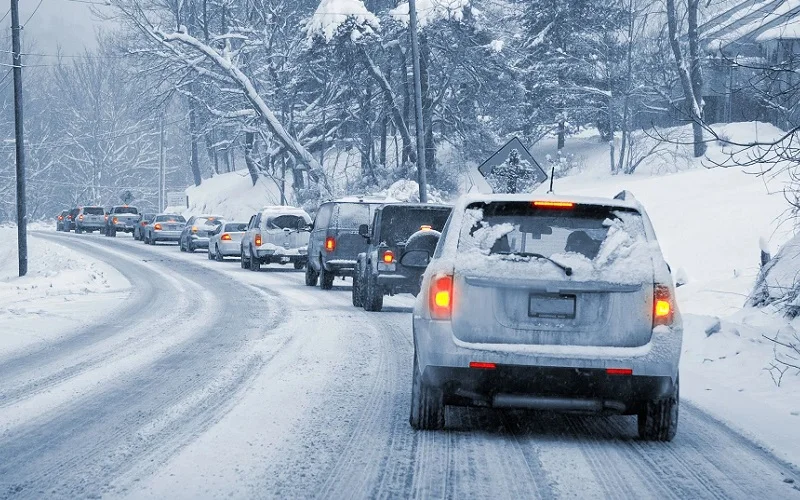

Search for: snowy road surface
xmin=1 ymin=232 xmax=798 ymax=499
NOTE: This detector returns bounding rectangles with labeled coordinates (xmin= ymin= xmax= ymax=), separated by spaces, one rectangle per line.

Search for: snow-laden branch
xmin=390 ymin=0 xmax=470 ymax=28
xmin=157 ymin=29 xmax=329 ymax=192
xmin=306 ymin=0 xmax=380 ymax=42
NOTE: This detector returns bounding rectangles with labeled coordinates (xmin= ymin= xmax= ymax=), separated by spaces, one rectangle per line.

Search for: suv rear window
xmin=459 ymin=202 xmax=645 ymax=261
xmin=225 ymin=223 xmax=248 ymax=232
xmin=83 ymin=207 xmax=104 ymax=215
xmin=378 ymin=207 xmax=451 ymax=246
xmin=113 ymin=207 xmax=138 ymax=214
xmin=268 ymin=214 xmax=307 ymax=230
xmin=333 ymin=203 xmax=376 ymax=229
xmin=155 ymin=215 xmax=186 ymax=222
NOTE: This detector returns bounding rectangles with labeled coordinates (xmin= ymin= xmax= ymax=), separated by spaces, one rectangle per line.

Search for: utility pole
xmin=408 ymin=0 xmax=428 ymax=203
xmin=11 ymin=0 xmax=26 ymax=277
xmin=159 ymin=114 xmax=166 ymax=211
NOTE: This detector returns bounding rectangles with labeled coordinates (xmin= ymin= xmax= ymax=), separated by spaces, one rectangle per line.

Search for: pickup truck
xmin=105 ymin=206 xmax=140 ymax=237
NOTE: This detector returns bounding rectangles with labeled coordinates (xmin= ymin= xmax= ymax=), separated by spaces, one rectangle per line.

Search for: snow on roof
xmin=389 ymin=0 xmax=470 ymax=28
xmin=452 ymin=192 xmax=642 ymax=211
xmin=306 ymin=0 xmax=380 ymax=42
xmin=756 ymin=15 xmax=800 ymax=40
xmin=701 ymin=0 xmax=800 ymax=51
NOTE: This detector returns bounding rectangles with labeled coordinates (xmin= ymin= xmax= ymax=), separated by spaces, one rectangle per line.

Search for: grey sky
xmin=19 ymin=0 xmax=112 ymax=56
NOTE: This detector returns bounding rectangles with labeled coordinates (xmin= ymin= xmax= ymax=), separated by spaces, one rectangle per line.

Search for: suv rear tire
xmin=305 ymin=263 xmax=319 ymax=286
xmin=638 ymin=377 xmax=679 ymax=441
xmin=319 ymin=267 xmax=334 ymax=290
xmin=409 ymin=353 xmax=445 ymax=430
xmin=250 ymin=250 xmax=260 ymax=271
xmin=352 ymin=272 xmax=364 ymax=307
xmin=241 ymin=249 xmax=250 ymax=269
xmin=363 ymin=273 xmax=383 ymax=312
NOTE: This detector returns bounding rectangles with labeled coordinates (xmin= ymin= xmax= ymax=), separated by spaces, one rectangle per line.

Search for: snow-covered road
xmin=1 ymin=232 xmax=798 ymax=499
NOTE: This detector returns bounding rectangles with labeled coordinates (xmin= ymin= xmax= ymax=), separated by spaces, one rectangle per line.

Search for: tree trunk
xmin=188 ymin=96 xmax=202 ymax=186
xmin=244 ymin=131 xmax=259 ymax=186
xmin=666 ymin=0 xmax=706 ymax=158
xmin=420 ymin=34 xmax=435 ymax=176
xmin=557 ymin=119 xmax=565 ymax=150
xmin=400 ymin=46 xmax=412 ymax=170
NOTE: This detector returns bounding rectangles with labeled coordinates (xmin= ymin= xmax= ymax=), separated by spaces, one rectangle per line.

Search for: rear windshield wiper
xmin=497 ymin=251 xmax=573 ymax=276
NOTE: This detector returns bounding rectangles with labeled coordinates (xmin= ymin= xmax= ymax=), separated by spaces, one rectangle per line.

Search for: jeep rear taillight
xmin=429 ymin=275 xmax=454 ymax=320
xmin=653 ymin=284 xmax=674 ymax=327
xmin=255 ymin=234 xmax=262 ymax=247
xmin=325 ymin=237 xmax=336 ymax=252
xmin=382 ymin=250 xmax=395 ymax=264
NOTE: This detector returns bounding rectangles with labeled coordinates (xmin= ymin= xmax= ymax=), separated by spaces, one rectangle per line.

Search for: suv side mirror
xmin=358 ymin=224 xmax=370 ymax=239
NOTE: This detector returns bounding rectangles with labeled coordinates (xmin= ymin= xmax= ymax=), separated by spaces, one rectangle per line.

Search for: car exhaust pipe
xmin=492 ymin=394 xmax=626 ymax=413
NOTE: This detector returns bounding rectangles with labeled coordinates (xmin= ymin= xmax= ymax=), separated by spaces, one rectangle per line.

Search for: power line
xmin=22 ymin=0 xmax=44 ymax=27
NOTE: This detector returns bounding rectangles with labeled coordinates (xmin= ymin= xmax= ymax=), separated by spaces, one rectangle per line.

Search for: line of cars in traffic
xmin=54 ymin=190 xmax=682 ymax=440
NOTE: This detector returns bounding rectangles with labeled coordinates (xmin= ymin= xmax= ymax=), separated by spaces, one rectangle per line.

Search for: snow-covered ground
xmin=0 ymin=225 xmax=130 ymax=359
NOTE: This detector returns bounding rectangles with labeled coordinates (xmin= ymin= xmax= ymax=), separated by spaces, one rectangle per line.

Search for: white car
xmin=208 ymin=222 xmax=248 ymax=261
xmin=409 ymin=192 xmax=682 ymax=441
xmin=241 ymin=206 xmax=312 ymax=271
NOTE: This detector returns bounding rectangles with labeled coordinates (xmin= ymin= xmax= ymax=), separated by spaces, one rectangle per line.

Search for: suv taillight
xmin=325 ymin=237 xmax=336 ymax=252
xmin=653 ymin=284 xmax=674 ymax=327
xmin=429 ymin=275 xmax=454 ymax=320
xmin=79 ymin=214 xmax=84 ymax=221
xmin=113 ymin=217 xmax=118 ymax=224
xmin=382 ymin=250 xmax=395 ymax=264
xmin=153 ymin=223 xmax=162 ymax=231
xmin=255 ymin=234 xmax=262 ymax=247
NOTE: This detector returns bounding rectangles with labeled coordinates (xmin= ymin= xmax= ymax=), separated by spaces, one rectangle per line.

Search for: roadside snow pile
xmin=749 ymin=234 xmax=800 ymax=315
xmin=0 ymin=227 xmax=130 ymax=357
xmin=184 ymin=171 xmax=288 ymax=222
xmin=306 ymin=0 xmax=380 ymax=42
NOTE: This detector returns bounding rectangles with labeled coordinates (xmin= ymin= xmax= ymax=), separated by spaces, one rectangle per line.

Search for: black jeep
xmin=353 ymin=203 xmax=451 ymax=311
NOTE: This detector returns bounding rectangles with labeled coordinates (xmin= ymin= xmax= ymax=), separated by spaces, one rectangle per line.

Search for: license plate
xmin=281 ymin=257 xmax=290 ymax=263
xmin=528 ymin=294 xmax=576 ymax=319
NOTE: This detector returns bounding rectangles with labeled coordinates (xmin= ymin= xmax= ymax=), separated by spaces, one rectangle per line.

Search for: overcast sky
xmin=18 ymin=0 xmax=112 ymax=56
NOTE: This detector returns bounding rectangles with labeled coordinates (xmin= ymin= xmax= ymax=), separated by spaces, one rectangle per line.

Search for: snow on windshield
xmin=456 ymin=203 xmax=655 ymax=284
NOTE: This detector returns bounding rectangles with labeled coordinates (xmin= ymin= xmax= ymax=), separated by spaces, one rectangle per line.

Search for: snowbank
xmin=184 ymin=171 xmax=289 ymax=223
xmin=0 ymin=227 xmax=130 ymax=358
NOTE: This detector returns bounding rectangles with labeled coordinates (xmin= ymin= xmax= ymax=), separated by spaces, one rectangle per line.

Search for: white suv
xmin=409 ymin=192 xmax=682 ymax=441
xmin=241 ymin=206 xmax=312 ymax=271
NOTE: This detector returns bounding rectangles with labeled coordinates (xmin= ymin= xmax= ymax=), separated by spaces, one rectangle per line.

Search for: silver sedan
xmin=208 ymin=222 xmax=248 ymax=261
xmin=143 ymin=214 xmax=186 ymax=245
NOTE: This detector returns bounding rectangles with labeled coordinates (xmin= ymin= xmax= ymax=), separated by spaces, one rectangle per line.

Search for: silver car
xmin=208 ymin=222 xmax=248 ymax=261
xmin=179 ymin=215 xmax=224 ymax=253
xmin=143 ymin=214 xmax=186 ymax=245
xmin=409 ymin=192 xmax=682 ymax=441
xmin=74 ymin=206 xmax=106 ymax=234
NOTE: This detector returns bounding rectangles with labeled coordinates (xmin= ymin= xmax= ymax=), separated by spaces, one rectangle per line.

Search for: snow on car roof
xmin=330 ymin=195 xmax=393 ymax=204
xmin=454 ymin=192 xmax=642 ymax=211
xmin=260 ymin=205 xmax=310 ymax=215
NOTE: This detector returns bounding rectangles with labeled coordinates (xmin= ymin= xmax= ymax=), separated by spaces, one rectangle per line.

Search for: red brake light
xmin=382 ymin=250 xmax=395 ymax=264
xmin=533 ymin=201 xmax=574 ymax=209
xmin=607 ymin=368 xmax=633 ymax=376
xmin=141 ymin=221 xmax=147 ymax=226
xmin=79 ymin=214 xmax=84 ymax=221
xmin=470 ymin=361 xmax=496 ymax=370
xmin=255 ymin=234 xmax=262 ymax=247
xmin=58 ymin=215 xmax=63 ymax=220
xmin=154 ymin=223 xmax=163 ymax=231
xmin=221 ymin=233 xmax=232 ymax=241
xmin=113 ymin=217 xmax=118 ymax=224
xmin=429 ymin=275 xmax=454 ymax=320
xmin=325 ymin=237 xmax=336 ymax=252
xmin=653 ymin=284 xmax=674 ymax=327
xmin=104 ymin=215 xmax=108 ymax=221
xmin=191 ymin=226 xmax=198 ymax=233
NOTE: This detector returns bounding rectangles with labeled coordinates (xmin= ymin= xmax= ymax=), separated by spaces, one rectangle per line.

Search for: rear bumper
xmin=422 ymin=364 xmax=673 ymax=412
xmin=152 ymin=231 xmax=181 ymax=241
xmin=413 ymin=319 xmax=682 ymax=391
xmin=189 ymin=236 xmax=210 ymax=248
xmin=376 ymin=273 xmax=421 ymax=294
xmin=324 ymin=259 xmax=357 ymax=276
xmin=256 ymin=246 xmax=308 ymax=259
xmin=112 ymin=222 xmax=137 ymax=231
xmin=77 ymin=222 xmax=104 ymax=230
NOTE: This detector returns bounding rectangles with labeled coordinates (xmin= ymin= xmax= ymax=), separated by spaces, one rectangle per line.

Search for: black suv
xmin=353 ymin=203 xmax=451 ymax=311
xmin=305 ymin=197 xmax=388 ymax=290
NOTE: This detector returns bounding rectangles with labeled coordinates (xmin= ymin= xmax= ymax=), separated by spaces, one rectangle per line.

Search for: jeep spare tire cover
xmin=404 ymin=229 xmax=441 ymax=256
